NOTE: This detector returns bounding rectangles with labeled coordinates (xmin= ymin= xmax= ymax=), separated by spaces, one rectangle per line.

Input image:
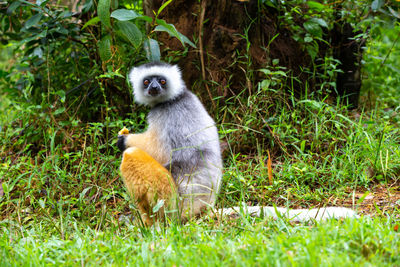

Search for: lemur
xmin=119 ymin=146 xmax=177 ymax=226
xmin=118 ymin=61 xmax=222 ymax=224
xmin=118 ymin=61 xmax=358 ymax=225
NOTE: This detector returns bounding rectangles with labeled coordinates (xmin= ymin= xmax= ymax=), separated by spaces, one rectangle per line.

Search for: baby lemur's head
xmin=129 ymin=61 xmax=186 ymax=107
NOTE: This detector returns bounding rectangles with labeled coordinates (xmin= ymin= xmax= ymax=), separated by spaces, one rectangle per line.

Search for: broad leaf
xmin=371 ymin=0 xmax=384 ymax=11
xmin=55 ymin=90 xmax=66 ymax=103
xmin=98 ymin=34 xmax=112 ymax=62
xmin=54 ymin=107 xmax=66 ymax=115
xmin=388 ymin=6 xmax=400 ymax=19
xmin=303 ymin=19 xmax=322 ymax=38
xmin=7 ymin=1 xmax=21 ymax=15
xmin=306 ymin=44 xmax=318 ymax=60
xmin=81 ymin=16 xmax=100 ymax=30
xmin=111 ymin=9 xmax=140 ymax=21
xmin=98 ymin=0 xmax=111 ymax=28
xmin=155 ymin=19 xmax=196 ymax=48
xmin=307 ymin=1 xmax=325 ymax=11
xmin=115 ymin=21 xmax=142 ymax=48
xmin=24 ymin=13 xmax=43 ymax=29
xmin=135 ymin=15 xmax=153 ymax=23
xmin=144 ymin=38 xmax=161 ymax=61
xmin=309 ymin=18 xmax=328 ymax=28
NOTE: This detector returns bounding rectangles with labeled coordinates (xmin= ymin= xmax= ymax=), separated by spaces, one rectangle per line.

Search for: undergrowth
xmin=1 ymin=2 xmax=400 ymax=265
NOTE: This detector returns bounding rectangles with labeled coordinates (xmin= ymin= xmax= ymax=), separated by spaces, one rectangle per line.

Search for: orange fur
xmin=124 ymin=126 xmax=169 ymax=165
xmin=120 ymin=146 xmax=177 ymax=226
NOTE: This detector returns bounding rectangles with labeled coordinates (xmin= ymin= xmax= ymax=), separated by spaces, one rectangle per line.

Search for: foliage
xmin=0 ymin=0 xmax=194 ymax=123
xmin=362 ymin=19 xmax=400 ymax=109
xmin=264 ymin=0 xmax=399 ymax=61
xmin=0 ymin=1 xmax=400 ymax=265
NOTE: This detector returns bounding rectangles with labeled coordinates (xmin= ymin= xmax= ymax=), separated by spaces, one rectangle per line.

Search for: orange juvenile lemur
xmin=117 ymin=62 xmax=222 ymax=225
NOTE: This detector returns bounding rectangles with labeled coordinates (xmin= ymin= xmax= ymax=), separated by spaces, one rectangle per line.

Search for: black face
xmin=143 ymin=75 xmax=167 ymax=97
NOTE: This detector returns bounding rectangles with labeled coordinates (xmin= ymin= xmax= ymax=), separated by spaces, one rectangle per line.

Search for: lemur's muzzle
xmin=148 ymin=82 xmax=160 ymax=96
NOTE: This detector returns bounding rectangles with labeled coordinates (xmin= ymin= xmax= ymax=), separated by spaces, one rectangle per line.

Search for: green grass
xmin=219 ymin=97 xmax=400 ymax=207
xmin=2 ymin=16 xmax=400 ymax=266
xmin=1 ymin=91 xmax=399 ymax=265
xmin=0 ymin=216 xmax=399 ymax=266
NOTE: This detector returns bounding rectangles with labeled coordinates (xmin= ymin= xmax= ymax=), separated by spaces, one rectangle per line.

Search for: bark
xmin=332 ymin=22 xmax=365 ymax=108
xmin=144 ymin=0 xmax=364 ymax=109
xmin=143 ymin=0 xmax=309 ymax=104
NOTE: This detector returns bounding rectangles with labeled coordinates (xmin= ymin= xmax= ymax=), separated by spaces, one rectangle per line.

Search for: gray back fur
xmin=149 ymin=89 xmax=222 ymax=215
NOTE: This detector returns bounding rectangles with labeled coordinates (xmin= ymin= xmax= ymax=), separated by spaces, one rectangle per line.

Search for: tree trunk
xmin=144 ymin=0 xmax=364 ymax=109
xmin=332 ymin=22 xmax=365 ymax=108
xmin=144 ymin=0 xmax=310 ymax=104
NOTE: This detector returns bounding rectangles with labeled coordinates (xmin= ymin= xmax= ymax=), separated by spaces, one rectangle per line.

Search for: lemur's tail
xmin=216 ymin=206 xmax=358 ymax=222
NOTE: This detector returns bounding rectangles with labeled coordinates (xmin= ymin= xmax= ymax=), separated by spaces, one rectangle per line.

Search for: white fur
xmin=129 ymin=64 xmax=185 ymax=106
xmin=219 ymin=206 xmax=358 ymax=222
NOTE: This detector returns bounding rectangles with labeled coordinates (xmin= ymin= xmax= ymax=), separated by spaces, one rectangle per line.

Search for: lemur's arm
xmin=117 ymin=127 xmax=169 ymax=165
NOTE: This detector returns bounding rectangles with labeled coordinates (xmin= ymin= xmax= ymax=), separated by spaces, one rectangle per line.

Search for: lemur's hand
xmin=117 ymin=127 xmax=129 ymax=152
xmin=118 ymin=127 xmax=130 ymax=135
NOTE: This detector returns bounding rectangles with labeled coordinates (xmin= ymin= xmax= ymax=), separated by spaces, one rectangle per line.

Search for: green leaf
xmin=98 ymin=0 xmax=111 ymax=28
xmin=260 ymin=79 xmax=271 ymax=90
xmin=24 ymin=13 xmax=43 ymax=29
xmin=304 ymin=36 xmax=313 ymax=43
xmin=111 ymin=9 xmax=140 ymax=21
xmin=36 ymin=0 xmax=49 ymax=6
xmin=303 ymin=20 xmax=322 ymax=38
xmin=98 ymin=34 xmax=113 ymax=62
xmin=155 ymin=19 xmax=196 ymax=48
xmin=81 ymin=16 xmax=100 ymax=30
xmin=309 ymin=18 xmax=328 ymax=28
xmin=56 ymin=26 xmax=68 ymax=35
xmin=371 ymin=0 xmax=384 ymax=11
xmin=144 ymin=38 xmax=161 ymax=61
xmin=115 ymin=21 xmax=142 ymax=48
xmin=2 ymin=182 xmax=9 ymax=195
xmin=152 ymin=199 xmax=165 ymax=213
xmin=157 ymin=0 xmax=173 ymax=16
xmin=388 ymin=6 xmax=400 ymax=19
xmin=136 ymin=15 xmax=153 ymax=23
xmin=307 ymin=1 xmax=325 ymax=11
xmin=79 ymin=187 xmax=93 ymax=201
xmin=54 ymin=107 xmax=65 ymax=115
xmin=306 ymin=44 xmax=318 ymax=60
xmin=55 ymin=90 xmax=66 ymax=103
xmin=7 ymin=1 xmax=21 ymax=15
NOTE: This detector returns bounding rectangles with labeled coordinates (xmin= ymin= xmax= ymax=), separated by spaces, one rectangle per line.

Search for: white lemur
xmin=118 ymin=61 xmax=222 ymax=223
xmin=118 ymin=61 xmax=357 ymax=225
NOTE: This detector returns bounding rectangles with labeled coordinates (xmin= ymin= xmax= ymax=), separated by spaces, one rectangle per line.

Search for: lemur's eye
xmin=160 ymin=79 xmax=166 ymax=85
xmin=143 ymin=79 xmax=150 ymax=86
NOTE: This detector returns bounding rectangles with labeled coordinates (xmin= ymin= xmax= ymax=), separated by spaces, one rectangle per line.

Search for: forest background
xmin=0 ymin=0 xmax=399 ymax=265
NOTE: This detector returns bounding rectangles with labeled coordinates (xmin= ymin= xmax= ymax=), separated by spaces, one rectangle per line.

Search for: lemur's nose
xmin=148 ymin=86 xmax=159 ymax=96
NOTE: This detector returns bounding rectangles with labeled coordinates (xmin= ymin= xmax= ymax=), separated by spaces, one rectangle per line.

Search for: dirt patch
xmin=341 ymin=185 xmax=400 ymax=218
